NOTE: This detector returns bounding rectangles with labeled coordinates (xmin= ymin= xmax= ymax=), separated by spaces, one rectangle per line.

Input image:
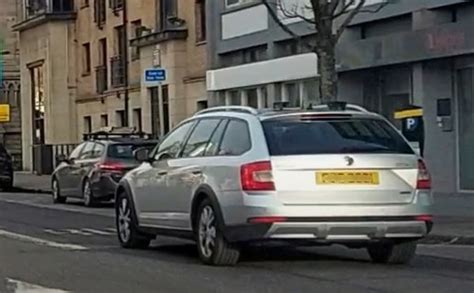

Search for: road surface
xmin=0 ymin=192 xmax=473 ymax=293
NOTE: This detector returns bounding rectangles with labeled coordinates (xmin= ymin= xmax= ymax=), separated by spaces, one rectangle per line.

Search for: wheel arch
xmin=191 ymin=185 xmax=225 ymax=234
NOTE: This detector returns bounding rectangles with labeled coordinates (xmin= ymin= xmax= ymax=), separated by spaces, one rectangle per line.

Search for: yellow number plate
xmin=316 ymin=171 xmax=380 ymax=185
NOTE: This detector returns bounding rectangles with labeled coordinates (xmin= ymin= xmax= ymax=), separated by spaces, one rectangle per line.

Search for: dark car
xmin=0 ymin=143 xmax=14 ymax=191
xmin=51 ymin=130 xmax=157 ymax=206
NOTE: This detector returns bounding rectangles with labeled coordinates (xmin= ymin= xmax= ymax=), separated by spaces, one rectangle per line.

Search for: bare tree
xmin=262 ymin=0 xmax=389 ymax=103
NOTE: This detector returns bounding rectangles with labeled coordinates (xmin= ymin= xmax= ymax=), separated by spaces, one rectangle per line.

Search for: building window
xmin=84 ymin=116 xmax=92 ymax=134
xmin=82 ymin=43 xmax=91 ymax=75
xmin=159 ymin=0 xmax=178 ymax=30
xmin=247 ymin=89 xmax=258 ymax=108
xmin=283 ymin=83 xmax=300 ymax=108
xmin=131 ymin=20 xmax=142 ymax=60
xmin=94 ymin=0 xmax=106 ymax=27
xmin=195 ymin=0 xmax=206 ymax=42
xmin=96 ymin=38 xmax=108 ymax=93
xmin=243 ymin=45 xmax=267 ymax=64
xmin=162 ymin=85 xmax=170 ymax=134
xmin=31 ymin=65 xmax=45 ymax=144
xmin=133 ymin=108 xmax=142 ymax=132
xmin=110 ymin=0 xmax=124 ymax=11
xmin=111 ymin=26 xmax=126 ymax=87
xmin=116 ymin=110 xmax=125 ymax=127
xmin=149 ymin=87 xmax=160 ymax=138
xmin=100 ymin=114 xmax=108 ymax=127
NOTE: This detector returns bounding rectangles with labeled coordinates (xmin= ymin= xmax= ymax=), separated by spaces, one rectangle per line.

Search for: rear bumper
xmin=91 ymin=174 xmax=120 ymax=200
xmin=224 ymin=217 xmax=433 ymax=243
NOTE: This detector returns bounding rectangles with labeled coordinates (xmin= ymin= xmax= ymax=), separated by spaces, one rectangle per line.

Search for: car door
xmin=133 ymin=121 xmax=196 ymax=228
xmin=57 ymin=143 xmax=85 ymax=196
xmin=166 ymin=118 xmax=223 ymax=229
xmin=68 ymin=142 xmax=96 ymax=197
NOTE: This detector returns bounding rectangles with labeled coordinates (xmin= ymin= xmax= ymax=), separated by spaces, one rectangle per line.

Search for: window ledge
xmin=196 ymin=40 xmax=207 ymax=46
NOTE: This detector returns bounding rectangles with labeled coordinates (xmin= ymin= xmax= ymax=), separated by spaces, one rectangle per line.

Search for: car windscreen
xmin=262 ymin=117 xmax=414 ymax=156
xmin=107 ymin=143 xmax=157 ymax=160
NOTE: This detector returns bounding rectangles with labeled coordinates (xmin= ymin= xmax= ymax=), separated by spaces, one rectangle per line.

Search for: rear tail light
xmin=417 ymin=159 xmax=431 ymax=190
xmin=415 ymin=214 xmax=433 ymax=222
xmin=96 ymin=162 xmax=125 ymax=173
xmin=240 ymin=161 xmax=275 ymax=191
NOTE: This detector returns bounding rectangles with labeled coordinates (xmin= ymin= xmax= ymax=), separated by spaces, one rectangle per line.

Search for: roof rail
xmin=83 ymin=127 xmax=152 ymax=141
xmin=311 ymin=102 xmax=370 ymax=113
xmin=194 ymin=106 xmax=259 ymax=116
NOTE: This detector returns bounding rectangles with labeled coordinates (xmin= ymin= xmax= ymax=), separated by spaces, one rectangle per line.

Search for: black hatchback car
xmin=0 ymin=143 xmax=14 ymax=190
xmin=52 ymin=129 xmax=157 ymax=206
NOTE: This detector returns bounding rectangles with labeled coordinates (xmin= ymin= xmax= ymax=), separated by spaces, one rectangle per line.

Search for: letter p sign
xmin=406 ymin=118 xmax=418 ymax=131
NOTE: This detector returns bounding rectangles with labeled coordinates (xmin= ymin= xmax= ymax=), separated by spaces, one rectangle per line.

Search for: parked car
xmin=52 ymin=128 xmax=157 ymax=206
xmin=115 ymin=102 xmax=433 ymax=266
xmin=0 ymin=143 xmax=14 ymax=191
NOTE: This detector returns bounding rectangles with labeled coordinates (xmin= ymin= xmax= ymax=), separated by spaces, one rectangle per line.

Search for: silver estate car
xmin=115 ymin=102 xmax=433 ymax=266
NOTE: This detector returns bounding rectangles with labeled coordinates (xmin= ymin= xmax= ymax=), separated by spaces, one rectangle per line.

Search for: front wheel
xmin=196 ymin=199 xmax=240 ymax=266
xmin=52 ymin=178 xmax=67 ymax=204
xmin=83 ymin=180 xmax=96 ymax=207
xmin=116 ymin=191 xmax=151 ymax=249
xmin=367 ymin=241 xmax=417 ymax=264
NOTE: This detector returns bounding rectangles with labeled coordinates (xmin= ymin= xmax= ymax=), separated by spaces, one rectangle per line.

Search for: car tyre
xmin=83 ymin=179 xmax=96 ymax=207
xmin=52 ymin=178 xmax=67 ymax=204
xmin=196 ymin=198 xmax=240 ymax=266
xmin=367 ymin=241 xmax=417 ymax=265
xmin=116 ymin=191 xmax=151 ymax=249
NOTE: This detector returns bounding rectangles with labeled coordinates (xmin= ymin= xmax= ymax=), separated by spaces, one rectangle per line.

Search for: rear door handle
xmin=157 ymin=171 xmax=168 ymax=176
xmin=191 ymin=170 xmax=202 ymax=175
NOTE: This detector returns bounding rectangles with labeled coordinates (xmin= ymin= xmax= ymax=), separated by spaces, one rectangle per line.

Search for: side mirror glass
xmin=134 ymin=148 xmax=150 ymax=163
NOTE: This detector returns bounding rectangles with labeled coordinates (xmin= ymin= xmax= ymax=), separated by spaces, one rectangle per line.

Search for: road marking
xmin=105 ymin=227 xmax=117 ymax=233
xmin=82 ymin=228 xmax=114 ymax=236
xmin=66 ymin=229 xmax=93 ymax=236
xmin=6 ymin=278 xmax=70 ymax=293
xmin=0 ymin=229 xmax=88 ymax=251
xmin=44 ymin=229 xmax=66 ymax=236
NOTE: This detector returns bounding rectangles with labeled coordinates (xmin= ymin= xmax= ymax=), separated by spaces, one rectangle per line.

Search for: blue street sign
xmin=145 ymin=68 xmax=166 ymax=82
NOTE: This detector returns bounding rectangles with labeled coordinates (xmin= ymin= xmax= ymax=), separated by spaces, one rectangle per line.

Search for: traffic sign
xmin=144 ymin=68 xmax=166 ymax=82
xmin=0 ymin=104 xmax=10 ymax=122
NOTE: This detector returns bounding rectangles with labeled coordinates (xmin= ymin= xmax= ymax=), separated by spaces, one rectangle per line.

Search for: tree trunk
xmin=315 ymin=45 xmax=338 ymax=103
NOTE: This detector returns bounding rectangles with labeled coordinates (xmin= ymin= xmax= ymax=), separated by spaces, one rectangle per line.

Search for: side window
xmin=92 ymin=143 xmax=105 ymax=159
xmin=78 ymin=142 xmax=96 ymax=160
xmin=181 ymin=119 xmax=221 ymax=158
xmin=69 ymin=143 xmax=85 ymax=160
xmin=204 ymin=119 xmax=228 ymax=156
xmin=155 ymin=122 xmax=195 ymax=160
xmin=218 ymin=120 xmax=251 ymax=156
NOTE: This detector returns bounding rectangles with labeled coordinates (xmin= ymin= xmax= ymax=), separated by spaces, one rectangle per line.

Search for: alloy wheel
xmin=52 ymin=180 xmax=59 ymax=201
xmin=118 ymin=197 xmax=131 ymax=243
xmin=198 ymin=205 xmax=217 ymax=258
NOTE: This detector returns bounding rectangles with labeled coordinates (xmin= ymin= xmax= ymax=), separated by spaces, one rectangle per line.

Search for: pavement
xmin=0 ymin=191 xmax=474 ymax=292
xmin=11 ymin=172 xmax=474 ymax=245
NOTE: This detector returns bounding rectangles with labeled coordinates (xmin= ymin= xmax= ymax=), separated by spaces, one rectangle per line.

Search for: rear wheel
xmin=196 ymin=198 xmax=240 ymax=266
xmin=116 ymin=191 xmax=151 ymax=249
xmin=52 ymin=178 xmax=67 ymax=204
xmin=367 ymin=241 xmax=417 ymax=264
xmin=83 ymin=180 xmax=96 ymax=207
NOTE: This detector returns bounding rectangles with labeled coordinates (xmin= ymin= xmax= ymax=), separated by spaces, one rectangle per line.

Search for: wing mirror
xmin=57 ymin=154 xmax=71 ymax=164
xmin=134 ymin=148 xmax=150 ymax=163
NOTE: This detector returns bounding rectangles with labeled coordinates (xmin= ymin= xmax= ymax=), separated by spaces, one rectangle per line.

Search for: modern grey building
xmin=206 ymin=0 xmax=474 ymax=195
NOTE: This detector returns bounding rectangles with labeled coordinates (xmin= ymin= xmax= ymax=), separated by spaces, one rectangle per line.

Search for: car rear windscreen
xmin=262 ymin=117 xmax=414 ymax=156
xmin=107 ymin=143 xmax=157 ymax=159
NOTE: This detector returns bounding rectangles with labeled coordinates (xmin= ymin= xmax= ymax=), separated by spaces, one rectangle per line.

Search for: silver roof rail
xmin=311 ymin=102 xmax=370 ymax=113
xmin=194 ymin=106 xmax=259 ymax=116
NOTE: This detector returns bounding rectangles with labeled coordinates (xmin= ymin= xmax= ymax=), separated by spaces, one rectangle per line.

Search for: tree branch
xmin=332 ymin=0 xmax=357 ymax=19
xmin=276 ymin=0 xmax=316 ymax=24
xmin=261 ymin=0 xmax=315 ymax=51
xmin=335 ymin=0 xmax=366 ymax=40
